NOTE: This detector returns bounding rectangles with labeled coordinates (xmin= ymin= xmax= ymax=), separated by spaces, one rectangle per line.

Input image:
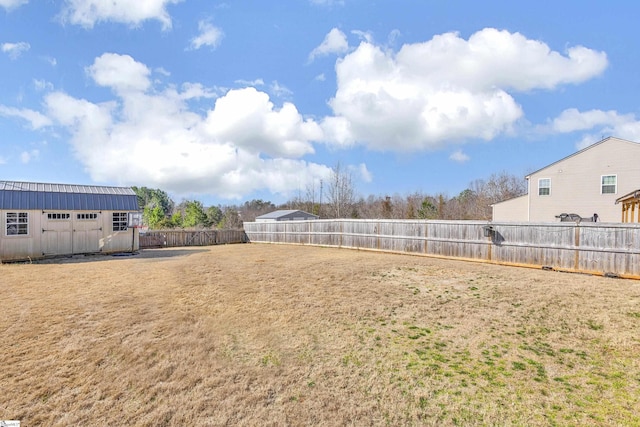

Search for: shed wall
xmin=0 ymin=209 xmax=138 ymax=261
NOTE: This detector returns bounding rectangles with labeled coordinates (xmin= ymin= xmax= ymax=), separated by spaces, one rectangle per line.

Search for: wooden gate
xmin=41 ymin=212 xmax=73 ymax=256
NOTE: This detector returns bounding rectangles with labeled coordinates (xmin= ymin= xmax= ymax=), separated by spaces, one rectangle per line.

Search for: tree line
xmin=133 ymin=168 xmax=527 ymax=230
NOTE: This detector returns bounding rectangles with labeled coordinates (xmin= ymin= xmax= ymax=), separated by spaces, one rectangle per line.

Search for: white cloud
xmin=270 ymin=81 xmax=293 ymax=98
xmin=178 ymin=82 xmax=219 ymax=100
xmin=40 ymin=54 xmax=330 ymax=199
xmin=352 ymin=163 xmax=373 ymax=183
xmin=21 ymin=149 xmax=39 ymax=164
xmin=387 ymin=29 xmax=401 ymax=46
xmin=322 ymin=28 xmax=608 ymax=152
xmin=86 ymin=53 xmax=151 ymax=94
xmin=44 ymin=56 xmax=57 ymax=66
xmin=549 ymin=108 xmax=640 ymax=150
xmin=0 ymin=105 xmax=52 ymax=129
xmin=550 ymin=108 xmax=633 ymax=133
xmin=188 ymin=20 xmax=224 ymax=50
xmin=309 ymin=28 xmax=349 ymax=62
xmin=351 ymin=30 xmax=373 ymax=43
xmin=34 ymin=79 xmax=54 ymax=91
xmin=0 ymin=156 xmax=6 ymax=165
xmin=395 ymin=28 xmax=607 ymax=92
xmin=0 ymin=0 xmax=27 ymax=11
xmin=1 ymin=42 xmax=30 ymax=59
xmin=59 ymin=0 xmax=182 ymax=30
xmin=449 ymin=150 xmax=470 ymax=163
xmin=314 ymin=73 xmax=326 ymax=82
xmin=201 ymin=87 xmax=321 ymax=158
xmin=155 ymin=67 xmax=171 ymax=77
xmin=235 ymin=78 xmax=264 ymax=87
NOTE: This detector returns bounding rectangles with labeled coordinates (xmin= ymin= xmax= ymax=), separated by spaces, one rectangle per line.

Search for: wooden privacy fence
xmin=140 ymin=229 xmax=248 ymax=248
xmin=243 ymin=220 xmax=640 ymax=279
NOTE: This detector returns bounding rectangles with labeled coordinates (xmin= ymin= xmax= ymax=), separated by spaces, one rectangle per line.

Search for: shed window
xmin=47 ymin=213 xmax=70 ymax=220
xmin=77 ymin=213 xmax=98 ymax=220
xmin=538 ymin=178 xmax=551 ymax=196
xmin=601 ymin=175 xmax=617 ymax=194
xmin=6 ymin=212 xmax=28 ymax=236
xmin=112 ymin=212 xmax=128 ymax=231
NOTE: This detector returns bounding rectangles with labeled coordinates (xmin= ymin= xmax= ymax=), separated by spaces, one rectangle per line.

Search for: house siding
xmin=526 ymin=138 xmax=640 ymax=222
xmin=492 ymin=195 xmax=528 ymax=222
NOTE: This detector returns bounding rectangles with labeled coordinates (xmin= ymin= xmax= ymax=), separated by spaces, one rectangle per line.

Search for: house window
xmin=77 ymin=213 xmax=98 ymax=220
xmin=601 ymin=175 xmax=617 ymax=194
xmin=6 ymin=212 xmax=28 ymax=236
xmin=112 ymin=212 xmax=128 ymax=231
xmin=47 ymin=213 xmax=70 ymax=220
xmin=538 ymin=178 xmax=551 ymax=196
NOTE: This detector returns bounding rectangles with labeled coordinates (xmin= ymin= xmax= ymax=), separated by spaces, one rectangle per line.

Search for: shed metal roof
xmin=0 ymin=181 xmax=139 ymax=211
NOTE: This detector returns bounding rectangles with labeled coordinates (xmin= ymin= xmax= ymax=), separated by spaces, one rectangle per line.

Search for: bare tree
xmin=326 ymin=162 xmax=356 ymax=218
xmin=468 ymin=172 xmax=528 ymax=219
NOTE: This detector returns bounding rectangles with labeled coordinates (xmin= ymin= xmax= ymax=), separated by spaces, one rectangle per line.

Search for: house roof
xmin=525 ymin=136 xmax=640 ymax=179
xmin=0 ymin=181 xmax=139 ymax=211
xmin=255 ymin=209 xmax=318 ymax=220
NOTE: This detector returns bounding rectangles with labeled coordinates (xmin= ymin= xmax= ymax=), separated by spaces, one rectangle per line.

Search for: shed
xmin=0 ymin=181 xmax=140 ymax=261
xmin=616 ymin=189 xmax=640 ymax=223
xmin=255 ymin=210 xmax=319 ymax=222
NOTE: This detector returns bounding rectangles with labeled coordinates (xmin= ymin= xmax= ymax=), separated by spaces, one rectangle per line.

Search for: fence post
xmin=424 ymin=222 xmax=428 ymax=254
xmin=574 ymin=224 xmax=580 ymax=271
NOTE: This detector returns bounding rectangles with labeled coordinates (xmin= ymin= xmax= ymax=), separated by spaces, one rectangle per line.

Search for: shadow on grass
xmin=29 ymin=247 xmax=209 ymax=264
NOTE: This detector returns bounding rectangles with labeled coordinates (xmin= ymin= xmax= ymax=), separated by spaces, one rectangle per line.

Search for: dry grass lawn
xmin=1 ymin=244 xmax=639 ymax=426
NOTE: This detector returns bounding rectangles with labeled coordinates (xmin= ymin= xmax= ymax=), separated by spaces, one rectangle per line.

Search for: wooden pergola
xmin=616 ymin=189 xmax=640 ymax=223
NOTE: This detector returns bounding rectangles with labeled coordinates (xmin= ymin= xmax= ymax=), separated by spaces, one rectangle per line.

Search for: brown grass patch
xmin=1 ymin=244 xmax=639 ymax=426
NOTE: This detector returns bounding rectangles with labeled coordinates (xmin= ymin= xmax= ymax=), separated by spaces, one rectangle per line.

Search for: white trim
xmin=601 ymin=174 xmax=617 ymax=195
xmin=5 ymin=211 xmax=29 ymax=236
xmin=538 ymin=178 xmax=551 ymax=196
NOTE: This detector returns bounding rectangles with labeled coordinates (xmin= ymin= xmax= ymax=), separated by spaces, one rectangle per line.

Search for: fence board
xmin=140 ymin=229 xmax=248 ymax=248
xmin=244 ymin=220 xmax=640 ymax=279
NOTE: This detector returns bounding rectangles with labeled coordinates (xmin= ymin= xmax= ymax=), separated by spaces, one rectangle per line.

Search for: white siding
xmin=527 ymin=138 xmax=640 ymax=222
xmin=0 ymin=209 xmax=138 ymax=261
xmin=492 ymin=195 xmax=528 ymax=222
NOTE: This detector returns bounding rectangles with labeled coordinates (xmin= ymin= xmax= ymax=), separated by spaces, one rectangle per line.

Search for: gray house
xmin=0 ymin=181 xmax=140 ymax=261
xmin=255 ymin=210 xmax=319 ymax=222
xmin=492 ymin=137 xmax=640 ymax=222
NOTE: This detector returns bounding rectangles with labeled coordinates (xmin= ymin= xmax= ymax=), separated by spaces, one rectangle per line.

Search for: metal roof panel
xmin=0 ymin=181 xmax=139 ymax=211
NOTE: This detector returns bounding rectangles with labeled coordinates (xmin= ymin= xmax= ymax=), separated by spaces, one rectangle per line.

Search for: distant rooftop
xmin=255 ymin=209 xmax=319 ymax=221
xmin=257 ymin=209 xmax=303 ymax=219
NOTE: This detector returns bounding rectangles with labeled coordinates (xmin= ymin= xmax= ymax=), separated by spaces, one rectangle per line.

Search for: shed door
xmin=42 ymin=212 xmax=73 ymax=256
xmin=73 ymin=212 xmax=101 ymax=253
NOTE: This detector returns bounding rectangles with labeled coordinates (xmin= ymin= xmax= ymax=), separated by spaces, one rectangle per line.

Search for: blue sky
xmin=1 ymin=1 xmax=638 ymax=205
